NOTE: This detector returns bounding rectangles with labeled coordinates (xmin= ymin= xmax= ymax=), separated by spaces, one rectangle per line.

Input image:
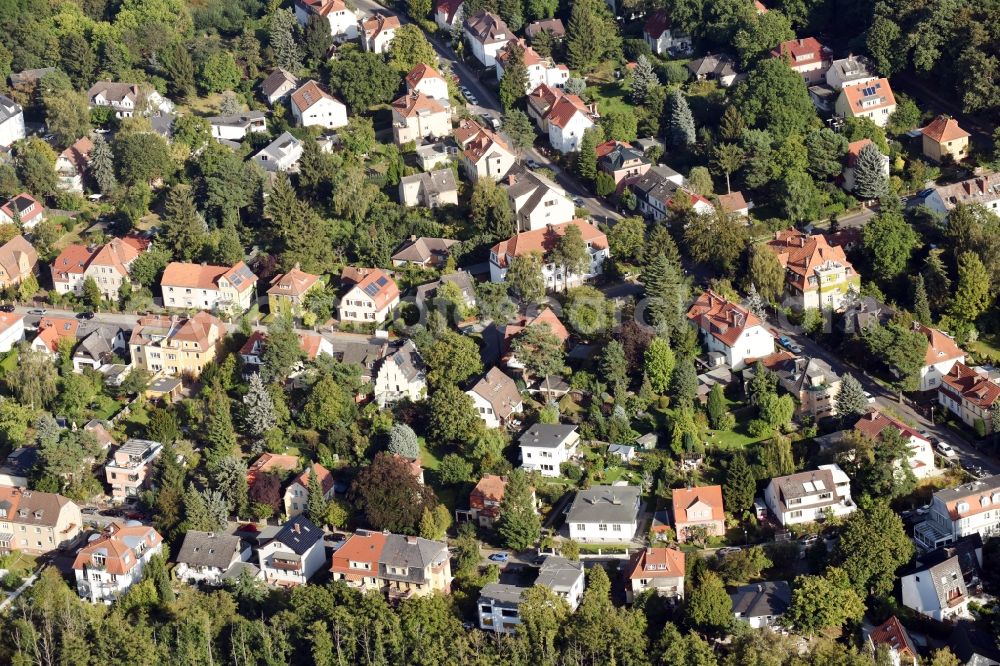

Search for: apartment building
xmin=161 ymin=261 xmax=257 ymax=313
xmin=330 ymin=529 xmax=452 ymax=599
xmin=764 ymin=464 xmax=856 ymax=526
xmin=0 ymin=487 xmax=82 ymax=555
xmin=488 ymin=219 xmax=610 ymax=290
xmin=73 ymin=522 xmax=163 ymax=603
xmin=686 ymin=290 xmax=774 ymax=371
xmin=129 ymin=312 xmax=225 ymax=378
xmin=104 ymin=439 xmax=163 ymax=501
xmin=518 ymin=424 xmax=579 ymax=477
xmin=566 ymin=485 xmax=641 ymax=543
xmin=50 ymin=237 xmax=147 ymax=300
xmin=914 ymin=476 xmax=1000 ymax=551
xmin=765 ymin=229 xmax=860 ymax=312
xmin=478 ymin=556 xmax=584 ymax=632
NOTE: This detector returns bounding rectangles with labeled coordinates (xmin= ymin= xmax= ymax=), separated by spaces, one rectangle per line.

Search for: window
xmin=598 ymin=524 xmax=608 ymax=532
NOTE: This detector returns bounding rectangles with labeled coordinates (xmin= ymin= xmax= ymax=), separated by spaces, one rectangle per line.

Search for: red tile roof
xmin=869 ymin=616 xmax=917 ymax=660
xmin=503 ymin=308 xmax=570 ymax=353
xmin=293 ymin=463 xmax=335 ymax=496
xmin=268 ymin=265 xmax=320 ymax=297
xmin=841 ymin=78 xmax=895 ymax=115
xmin=405 ymin=63 xmax=444 ymax=90
xmin=489 ymin=219 xmax=607 ymax=268
xmin=297 ymin=0 xmax=347 ymax=18
xmin=0 ymin=192 xmax=43 ymax=226
xmin=765 ymin=228 xmax=854 ymax=293
xmin=914 ymin=323 xmax=965 ymax=367
xmin=546 ymin=94 xmax=593 ymax=129
xmin=391 ymin=91 xmax=448 ymax=119
xmin=671 ymin=485 xmax=725 ymax=525
xmin=342 ymin=268 xmax=400 ymax=312
xmin=686 ymin=290 xmax=765 ymax=347
xmin=436 ymin=0 xmax=462 ymax=23
xmin=771 ymin=37 xmax=828 ymax=67
xmin=644 ymin=10 xmax=671 ymax=39
xmin=854 ymin=409 xmax=929 ymax=445
xmin=34 ymin=316 xmax=80 ymax=353
xmin=59 ymin=137 xmax=94 ymax=173
xmin=940 ymin=362 xmax=1000 ymax=409
xmin=72 ymin=522 xmax=162 ymax=575
xmin=50 ymin=244 xmax=95 ymax=281
xmin=290 ymin=80 xmax=338 ymax=114
xmin=921 ymin=115 xmax=970 ymax=144
xmin=161 ymin=261 xmax=256 ymax=292
xmin=624 ymin=547 xmax=685 ymax=580
xmin=247 ymin=453 xmax=299 ymax=485
xmin=330 ymin=530 xmax=387 ymax=576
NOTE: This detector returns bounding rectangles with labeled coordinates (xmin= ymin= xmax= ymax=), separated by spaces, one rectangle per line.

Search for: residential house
xmin=763 ymin=464 xmax=855 ymax=526
xmin=435 ymin=0 xmax=463 ymax=31
xmin=258 ymin=514 xmax=326 ymax=586
xmin=920 ymin=115 xmax=970 ymax=163
xmin=495 ymin=39 xmax=569 ymax=92
xmin=464 ymin=11 xmax=512 ymax=67
xmin=765 ymin=228 xmax=860 ymax=311
xmin=867 ymin=616 xmax=918 ymax=666
xmin=598 ymin=141 xmax=650 ymax=192
xmin=631 ymin=165 xmax=713 ymax=221
xmin=489 ymin=219 xmax=610 ymax=290
xmin=175 ymin=532 xmax=252 ymax=586
xmin=405 ymin=63 xmax=449 ymax=100
xmin=835 ymin=78 xmax=896 ymax=128
xmin=129 ymin=312 xmax=225 ymax=377
xmin=643 ymin=10 xmax=690 ymax=55
xmin=333 ymin=337 xmax=391 ymax=384
xmin=672 ymin=485 xmax=725 ymax=542
xmin=608 ymin=444 xmax=636 ymax=462
xmin=391 ymin=236 xmax=459 ymax=268
xmin=290 ymin=80 xmax=348 ymax=130
xmin=0 ymin=487 xmax=82 ymax=555
xmin=247 ymin=453 xmax=299 ymax=492
xmin=939 ymin=362 xmax=1000 ymax=434
xmin=525 ymin=18 xmax=565 ymax=42
xmin=208 ymin=111 xmax=267 ymax=141
xmin=500 ymin=308 xmax=570 ymax=371
xmin=161 ymin=261 xmax=257 ymax=313
xmin=398 ymin=169 xmax=458 ymax=209
xmin=924 ymin=172 xmax=1000 ymax=219
xmin=456 ymin=474 xmax=533 ymax=528
xmin=519 ymin=423 xmax=579 ymax=477
xmin=0 ymin=94 xmax=25 ymax=147
xmin=717 ymin=191 xmax=750 ymax=217
xmin=252 ymin=132 xmax=304 ymax=172
xmin=901 ymin=553 xmax=970 ymax=621
xmin=544 ymin=93 xmax=597 ymax=154
xmin=0 ymin=447 xmax=39 ymax=488
xmin=87 ymin=81 xmax=173 ymax=118
xmin=73 ymin=522 xmax=163 ymax=603
xmin=825 ymin=54 xmax=876 ymax=89
xmin=414 ymin=270 xmax=477 ymax=312
xmin=30 ymin=316 xmax=80 ymax=356
xmin=771 ymin=37 xmax=831 ymax=84
xmin=842 ymin=138 xmax=890 ymax=193
xmin=415 ymin=140 xmax=459 ymax=171
xmin=566 ymin=485 xmax=641 ymax=543
xmin=372 ymin=339 xmax=427 ymax=406
xmin=0 ymin=313 xmax=24 ymax=354
xmin=624 ymin=547 xmax=685 ymax=603
xmin=950 ymin=620 xmax=1000 ymax=665
xmin=294 ymin=0 xmax=359 ymax=40
xmin=687 ymin=290 xmax=774 ymax=371
xmin=478 ymin=557 xmax=584 ymax=632
xmin=914 ymin=476 xmax=1000 ymax=551
xmin=854 ymin=410 xmax=936 ymax=479
xmin=730 ymin=581 xmax=792 ymax=628
xmin=0 ymin=234 xmax=37 ymax=290
xmin=329 ymin=529 xmax=452 ymax=598
xmin=72 ymin=324 xmax=129 ymax=373
xmin=467 ymin=367 xmax=523 ymax=428
xmin=360 ymin=13 xmax=400 ymax=53
xmin=525 ymin=83 xmax=562 ymax=130
xmin=756 ymin=352 xmax=842 ymax=420
xmin=259 ymin=68 xmax=298 ymax=105
xmin=0 ymin=192 xmax=44 ymax=229
xmin=456 ymin=118 xmax=516 ymax=182
xmin=104 ymin=439 xmax=162 ymax=501
xmin=914 ymin=323 xmax=966 ymax=391
xmin=49 ymin=236 xmax=146 ymax=300
xmin=842 ymin=295 xmax=893 ymax=335
xmin=337 ymin=267 xmax=400 ymax=323
xmin=505 ymin=168 xmax=575 ymax=232
xmin=267 ymin=264 xmax=321 ymax=315
xmin=283 ymin=463 xmax=336 ymax=519
xmin=686 ymin=54 xmax=739 ymax=86
xmin=56 ymin=137 xmax=94 ymax=193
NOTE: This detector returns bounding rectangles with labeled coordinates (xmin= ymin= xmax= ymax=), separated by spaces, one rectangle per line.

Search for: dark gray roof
xmin=600 ymin=145 xmax=646 ymax=171
xmin=377 ymin=533 xmax=448 ymax=584
xmin=565 ymin=485 xmax=641 ymax=525
xmin=384 ymin=340 xmax=426 ymax=382
xmin=933 ymin=476 xmax=1000 ymax=505
xmin=9 ymin=68 xmax=55 ymax=87
xmin=1 ymin=446 xmax=39 ymax=476
xmin=687 ymin=53 xmax=737 ymax=78
xmin=272 ymin=514 xmax=323 ymax=555
xmin=518 ymin=423 xmax=577 ymax=449
xmin=391 ymin=235 xmax=458 ymax=263
xmin=950 ymin=621 xmax=1000 ymax=666
xmin=730 ymin=581 xmax=791 ymax=619
xmin=150 ymin=113 xmax=175 ymax=139
xmin=176 ymin=531 xmax=244 ymax=569
xmin=525 ymin=18 xmax=565 ymax=39
xmin=479 ymin=581 xmax=525 ymax=605
xmin=415 ymin=270 xmax=476 ymax=306
xmin=74 ymin=325 xmax=126 ymax=363
xmin=631 ymin=168 xmax=683 ymax=206
xmin=400 ymin=170 xmax=457 ymax=199
xmin=927 ymin=556 xmax=967 ymax=609
xmin=208 ymin=111 xmax=267 ymax=128
xmin=221 ymin=561 xmax=260 ymax=581
xmin=535 ymin=556 xmax=582 ymax=591
xmin=0 ymin=95 xmax=22 ymax=123
xmin=828 ymin=55 xmax=874 ymax=84
xmin=260 ymin=68 xmax=297 ymax=98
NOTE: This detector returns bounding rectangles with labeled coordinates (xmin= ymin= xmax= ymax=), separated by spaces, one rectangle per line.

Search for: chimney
xmin=293 ymin=522 xmax=301 ymax=534
xmin=407 ymin=535 xmax=417 ymax=544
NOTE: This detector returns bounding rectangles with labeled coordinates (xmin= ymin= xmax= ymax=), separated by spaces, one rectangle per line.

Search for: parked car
xmin=572 ymin=196 xmax=585 ymax=207
xmin=28 ymin=309 xmax=46 ymax=316
xmin=864 ymin=391 xmax=876 ymax=404
xmin=77 ymin=311 xmax=95 ymax=320
xmin=525 ymin=159 xmax=542 ymax=169
xmin=936 ymin=441 xmax=958 ymax=458
xmin=800 ymin=534 xmax=820 ymax=547
xmin=777 ymin=335 xmax=792 ymax=347
xmin=787 ymin=342 xmax=804 ymax=354
xmin=531 ymin=556 xmax=547 ymax=566
xmin=716 ymin=547 xmax=742 ymax=558
xmin=488 ymin=552 xmax=510 ymax=563
xmin=0 ymin=304 xmax=13 ymax=312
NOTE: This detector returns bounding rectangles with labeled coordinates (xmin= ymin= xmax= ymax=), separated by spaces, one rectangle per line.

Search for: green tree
xmin=600 ymin=339 xmax=628 ymax=398
xmin=213 ymin=455 xmax=249 ymax=518
xmin=732 ymin=58 xmax=816 ymax=137
xmin=835 ymin=374 xmax=869 ymax=422
xmin=407 ymin=0 xmax=432 ymax=18
xmin=685 ymin=571 xmax=732 ymax=634
xmin=162 ymin=41 xmax=196 ymax=100
xmin=550 ymin=223 xmax=590 ymax=293
xmin=388 ymin=25 xmax=437 ymax=73
xmin=499 ymin=42 xmax=529 ymax=111
xmin=950 ymin=252 xmax=992 ymax=322
xmin=506 ymin=251 xmax=546 ymax=302
xmin=862 ymin=211 xmax=918 ymax=285
xmin=80 ymin=277 xmax=102 ymax=310
xmin=576 ymin=125 xmax=603 ymax=182
xmin=706 ymin=383 xmax=727 ymax=429
xmin=350 ymin=452 xmax=438 ymax=534
xmin=519 ymin=586 xmax=570 ymax=666
xmin=203 ymin=380 xmax=237 ymax=472
xmin=470 ymin=177 xmax=514 ymax=239
xmin=913 ymin=273 xmax=932 ymax=324
xmin=601 ymin=107 xmax=638 ymax=143
xmin=644 ymin=337 xmax=675 ymax=394
xmin=88 ymin=133 xmax=116 ymax=193
xmin=664 ymin=89 xmax=696 ymax=148
xmin=307 ymin=467 xmax=329 ymax=526
xmin=199 ymin=52 xmax=240 ymax=93
xmin=785 ymin=568 xmax=866 ymax=635
xmin=852 ymin=143 xmax=889 ymax=200
xmin=498 ymin=468 xmax=541 ymax=549
xmin=503 ymin=108 xmax=537 ymax=152
xmin=437 ymin=454 xmax=473 ymax=484
xmin=388 ymin=423 xmax=420 ymax=459
xmin=7 ymin=345 xmax=58 ymax=408
xmin=724 ymin=452 xmax=756 ymax=516
xmin=262 ymin=316 xmax=304 ymax=384
xmin=749 ymin=244 xmax=784 ymax=303
xmin=836 ymin=500 xmax=914 ymax=598
xmin=13 ymin=137 xmax=58 ymax=196
xmin=40 ymin=72 xmax=90 ymax=149
xmin=499 ymin=0 xmax=525 ymax=31
xmin=607 ymin=216 xmax=645 ymax=264
xmin=630 ymin=54 xmax=660 ymax=105
xmin=566 ymin=0 xmax=621 ymax=72
xmin=512 ymin=322 xmax=565 ymax=391
xmin=329 ymin=51 xmax=399 ymax=112
xmin=865 ymin=15 xmax=905 ymax=77
xmin=671 ymin=356 xmax=698 ymax=409
xmin=805 ymin=127 xmax=849 ymax=179
xmin=269 ymin=8 xmax=301 ymax=71
xmin=683 ymin=209 xmax=749 ymax=276
xmin=424 ymin=330 xmax=483 ymax=387
xmin=759 ymin=393 xmax=795 ymax=431
xmin=303 ymin=13 xmax=332 ymax=65
xmin=732 ymin=8 xmax=795 ymax=66
xmin=160 ymin=184 xmax=207 ymax=261
xmin=114 ymin=132 xmax=173 ymax=186
xmin=720 ymin=105 xmax=746 ymax=142
xmin=642 ymin=253 xmax=688 ymax=340
xmin=712 ymin=142 xmax=745 ymax=194
xmin=428 ymin=384 xmax=482 ymax=446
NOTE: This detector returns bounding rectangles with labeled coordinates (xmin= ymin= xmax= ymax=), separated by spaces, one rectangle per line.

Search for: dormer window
xmin=93 ymin=553 xmax=106 ymax=567
xmin=957 ymin=501 xmax=969 ymax=513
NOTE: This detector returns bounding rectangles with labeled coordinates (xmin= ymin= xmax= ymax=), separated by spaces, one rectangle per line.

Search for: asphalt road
xmin=351 ymin=0 xmax=622 ymax=223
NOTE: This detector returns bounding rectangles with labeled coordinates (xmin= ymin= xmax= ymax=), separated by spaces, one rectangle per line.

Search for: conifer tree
xmin=242 ymin=373 xmax=277 ymax=440
xmin=852 ymin=143 xmax=888 ymax=200
xmin=576 ymin=126 xmax=603 ymax=183
xmin=161 ymin=184 xmax=207 ymax=261
xmin=307 ymin=468 xmax=329 ymax=526
xmin=203 ymin=380 xmax=237 ymax=473
xmin=630 ymin=55 xmax=659 ymax=105
xmin=724 ymin=452 xmax=756 ymax=516
xmin=835 ymin=374 xmax=869 ymax=422
xmin=664 ymin=89 xmax=696 ymax=147
xmin=89 ymin=133 xmax=116 ymax=193
xmin=499 ymin=43 xmax=529 ymax=111
xmin=269 ymin=8 xmax=302 ymax=71
xmin=498 ymin=469 xmax=541 ymax=550
xmin=912 ymin=274 xmax=931 ymax=324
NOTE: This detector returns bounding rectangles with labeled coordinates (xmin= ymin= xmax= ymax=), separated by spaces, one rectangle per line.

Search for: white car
xmin=936 ymin=441 xmax=957 ymax=458
xmin=864 ymin=391 xmax=875 ymax=404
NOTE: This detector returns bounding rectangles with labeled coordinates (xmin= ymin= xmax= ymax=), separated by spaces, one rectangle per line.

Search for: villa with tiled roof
xmin=687 ymin=290 xmax=774 ymax=370
xmin=489 ymin=219 xmax=609 ymax=289
xmin=765 ymin=228 xmax=859 ymax=312
xmin=161 ymin=261 xmax=257 ymax=313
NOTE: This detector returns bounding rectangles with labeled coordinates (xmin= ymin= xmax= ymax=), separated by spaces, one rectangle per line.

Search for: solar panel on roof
xmin=363 ymin=283 xmax=380 ymax=297
xmin=376 ymin=276 xmax=388 ymax=287
xmin=862 ymin=86 xmax=877 ymax=96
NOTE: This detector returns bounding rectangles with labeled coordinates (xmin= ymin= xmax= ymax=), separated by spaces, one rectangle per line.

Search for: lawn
xmin=703 ymin=427 xmax=766 ymax=450
xmin=599 ymin=466 xmax=642 ymax=486
xmin=584 ymin=81 xmax=632 ymax=117
xmin=418 ymin=438 xmax=441 ymax=471
xmin=90 ymin=395 xmax=127 ymax=421
xmin=0 ymin=349 xmax=18 ymax=375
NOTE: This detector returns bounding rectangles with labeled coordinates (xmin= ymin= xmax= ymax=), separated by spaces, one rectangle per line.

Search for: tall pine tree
xmin=576 ymin=126 xmax=603 ymax=183
xmin=912 ymin=274 xmax=931 ymax=324
xmin=499 ymin=43 xmax=529 ymax=111
xmin=89 ymin=133 xmax=116 ymax=193
xmin=269 ymin=8 xmax=302 ymax=71
xmin=203 ymin=379 xmax=237 ymax=473
xmin=665 ymin=89 xmax=696 ymax=147
xmin=852 ymin=143 xmax=888 ymax=200
xmin=498 ymin=469 xmax=541 ymax=550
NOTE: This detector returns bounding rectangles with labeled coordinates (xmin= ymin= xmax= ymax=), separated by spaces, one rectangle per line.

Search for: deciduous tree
xmin=350 ymin=452 xmax=438 ymax=534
